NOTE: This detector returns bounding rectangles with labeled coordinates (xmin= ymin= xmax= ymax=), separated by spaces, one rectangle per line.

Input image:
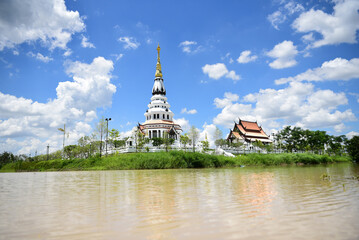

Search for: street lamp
xmin=105 ymin=118 xmax=112 ymax=155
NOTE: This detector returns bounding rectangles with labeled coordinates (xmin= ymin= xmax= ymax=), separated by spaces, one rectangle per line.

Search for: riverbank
xmin=0 ymin=151 xmax=351 ymax=172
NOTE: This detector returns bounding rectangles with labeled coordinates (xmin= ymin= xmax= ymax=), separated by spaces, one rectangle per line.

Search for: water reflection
xmin=0 ymin=164 xmax=358 ymax=239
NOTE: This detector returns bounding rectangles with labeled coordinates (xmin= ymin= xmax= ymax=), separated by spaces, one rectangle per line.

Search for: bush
xmin=346 ymin=136 xmax=359 ymax=162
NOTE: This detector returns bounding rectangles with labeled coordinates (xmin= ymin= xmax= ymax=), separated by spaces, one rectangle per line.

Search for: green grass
xmin=0 ymin=151 xmax=351 ymax=172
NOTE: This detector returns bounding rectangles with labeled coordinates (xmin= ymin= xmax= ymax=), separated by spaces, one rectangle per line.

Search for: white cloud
xmin=118 ymin=37 xmax=140 ymax=49
xmin=293 ymin=0 xmax=359 ymax=48
xmin=202 ymin=63 xmax=228 ymax=80
xmin=226 ymin=70 xmax=241 ymax=82
xmin=237 ymin=50 xmax=258 ymax=63
xmin=268 ymin=1 xmax=304 ymax=30
xmin=0 ymin=0 xmax=85 ymax=51
xmin=202 ymin=63 xmax=240 ymax=82
xmin=199 ymin=123 xmax=218 ymax=148
xmin=179 ymin=41 xmax=197 ymax=53
xmin=334 ymin=123 xmax=346 ymax=133
xmin=214 ymin=92 xmax=239 ymax=108
xmin=174 ymin=118 xmax=190 ymax=132
xmin=63 ymin=49 xmax=72 ymax=57
xmin=81 ymin=35 xmax=95 ymax=48
xmin=181 ymin=108 xmax=197 ymax=114
xmin=213 ymin=82 xmax=356 ymax=133
xmin=0 ymin=56 xmax=116 ymax=154
xmin=111 ymin=53 xmax=124 ymax=61
xmin=27 ymin=52 xmax=53 ymax=63
xmin=268 ymin=11 xmax=286 ymax=30
xmin=275 ymin=58 xmax=359 ymax=84
xmin=267 ymin=40 xmax=298 ymax=69
xmin=346 ymin=131 xmax=359 ymax=139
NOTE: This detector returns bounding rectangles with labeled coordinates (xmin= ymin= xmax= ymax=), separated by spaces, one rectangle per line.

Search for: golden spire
xmin=155 ymin=43 xmax=162 ymax=78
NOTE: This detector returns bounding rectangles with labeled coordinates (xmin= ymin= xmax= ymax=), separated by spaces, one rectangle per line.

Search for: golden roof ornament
xmin=155 ymin=43 xmax=163 ymax=78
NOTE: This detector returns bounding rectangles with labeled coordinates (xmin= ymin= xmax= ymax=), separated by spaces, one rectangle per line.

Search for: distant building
xmin=137 ymin=44 xmax=182 ymax=140
xmin=227 ymin=119 xmax=272 ymax=144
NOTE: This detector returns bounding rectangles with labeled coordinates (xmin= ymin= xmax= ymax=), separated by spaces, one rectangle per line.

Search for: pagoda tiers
xmin=138 ymin=44 xmax=182 ymax=140
xmin=227 ymin=119 xmax=272 ymax=144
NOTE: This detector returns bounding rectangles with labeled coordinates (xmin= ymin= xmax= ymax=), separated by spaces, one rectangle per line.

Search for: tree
xmin=346 ymin=136 xmax=359 ymax=162
xmin=136 ymin=130 xmax=146 ymax=152
xmin=163 ymin=132 xmax=175 ymax=152
xmin=0 ymin=152 xmax=15 ymax=167
xmin=214 ymin=127 xmax=223 ymax=148
xmin=152 ymin=137 xmax=163 ymax=147
xmin=189 ymin=126 xmax=199 ymax=152
xmin=328 ymin=135 xmax=346 ymax=155
xmin=95 ymin=117 xmax=106 ymax=157
xmin=201 ymin=140 xmax=209 ymax=152
xmin=109 ymin=128 xmax=120 ymax=149
xmin=180 ymin=133 xmax=190 ymax=151
xmin=252 ymin=140 xmax=264 ymax=152
xmin=215 ymin=139 xmax=227 ymax=148
xmin=64 ymin=145 xmax=77 ymax=159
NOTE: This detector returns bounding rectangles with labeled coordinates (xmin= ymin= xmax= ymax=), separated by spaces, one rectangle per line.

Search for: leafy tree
xmin=136 ymin=130 xmax=146 ymax=152
xmin=215 ymin=139 xmax=227 ymax=148
xmin=230 ymin=141 xmax=243 ymax=150
xmin=346 ymin=136 xmax=359 ymax=162
xmin=252 ymin=140 xmax=264 ymax=152
xmin=180 ymin=133 xmax=190 ymax=151
xmin=201 ymin=140 xmax=209 ymax=151
xmin=152 ymin=137 xmax=163 ymax=147
xmin=189 ymin=126 xmax=199 ymax=152
xmin=265 ymin=143 xmax=274 ymax=153
xmin=163 ymin=132 xmax=175 ymax=152
xmin=64 ymin=145 xmax=77 ymax=159
xmin=95 ymin=117 xmax=106 ymax=157
xmin=109 ymin=128 xmax=120 ymax=149
xmin=214 ymin=127 xmax=223 ymax=147
xmin=0 ymin=152 xmax=16 ymax=167
xmin=328 ymin=135 xmax=346 ymax=155
xmin=113 ymin=139 xmax=126 ymax=148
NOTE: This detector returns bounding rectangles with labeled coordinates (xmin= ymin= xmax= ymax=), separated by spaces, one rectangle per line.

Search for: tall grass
xmin=0 ymin=151 xmax=351 ymax=172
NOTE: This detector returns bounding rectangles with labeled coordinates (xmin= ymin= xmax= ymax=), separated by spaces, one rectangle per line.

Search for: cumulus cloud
xmin=267 ymin=40 xmax=298 ymax=69
xmin=27 ymin=52 xmax=53 ymax=63
xmin=0 ymin=57 xmax=116 ymax=154
xmin=118 ymin=36 xmax=140 ymax=49
xmin=214 ymin=92 xmax=239 ymax=108
xmin=174 ymin=118 xmax=190 ymax=132
xmin=237 ymin=50 xmax=258 ymax=63
xmin=0 ymin=0 xmax=85 ymax=51
xmin=346 ymin=131 xmax=359 ymax=139
xmin=81 ymin=35 xmax=95 ymax=48
xmin=202 ymin=63 xmax=240 ymax=82
xmin=293 ymin=0 xmax=359 ymax=48
xmin=275 ymin=58 xmax=359 ymax=84
xmin=181 ymin=108 xmax=197 ymax=114
xmin=213 ymin=82 xmax=356 ymax=133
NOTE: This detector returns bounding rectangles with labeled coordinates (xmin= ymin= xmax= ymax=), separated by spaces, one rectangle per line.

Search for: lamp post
xmin=105 ymin=118 xmax=111 ymax=155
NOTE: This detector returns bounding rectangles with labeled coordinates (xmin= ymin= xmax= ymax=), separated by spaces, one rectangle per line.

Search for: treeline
xmin=275 ymin=126 xmax=348 ymax=154
xmin=0 ymin=152 xmax=351 ymax=172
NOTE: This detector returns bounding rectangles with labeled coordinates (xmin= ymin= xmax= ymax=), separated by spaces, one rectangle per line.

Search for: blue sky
xmin=1 ymin=0 xmax=359 ymax=154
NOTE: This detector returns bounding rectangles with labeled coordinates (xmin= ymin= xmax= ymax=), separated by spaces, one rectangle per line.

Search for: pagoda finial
xmin=155 ymin=43 xmax=162 ymax=78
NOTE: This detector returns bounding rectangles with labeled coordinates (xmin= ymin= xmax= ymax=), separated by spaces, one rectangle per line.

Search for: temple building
xmin=227 ymin=119 xmax=272 ymax=144
xmin=137 ymin=44 xmax=182 ymax=140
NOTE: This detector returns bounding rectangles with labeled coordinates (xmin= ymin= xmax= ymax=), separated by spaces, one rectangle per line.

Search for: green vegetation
xmin=0 ymin=152 xmax=351 ymax=172
xmin=346 ymin=136 xmax=359 ymax=162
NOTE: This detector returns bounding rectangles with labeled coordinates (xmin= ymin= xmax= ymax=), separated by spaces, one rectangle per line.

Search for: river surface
xmin=0 ymin=163 xmax=359 ymax=240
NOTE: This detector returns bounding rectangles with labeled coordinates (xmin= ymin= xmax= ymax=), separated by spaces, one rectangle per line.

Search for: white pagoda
xmin=137 ymin=44 xmax=182 ymax=140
